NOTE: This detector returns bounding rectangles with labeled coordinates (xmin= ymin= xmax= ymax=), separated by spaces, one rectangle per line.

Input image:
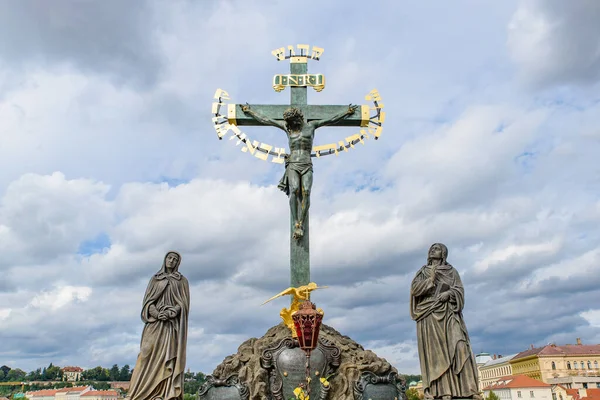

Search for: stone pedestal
xmin=206 ymin=323 xmax=405 ymax=400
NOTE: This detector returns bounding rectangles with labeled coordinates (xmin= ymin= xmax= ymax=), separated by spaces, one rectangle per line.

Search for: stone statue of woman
xmin=410 ymin=243 xmax=480 ymax=400
xmin=128 ymin=251 xmax=190 ymax=400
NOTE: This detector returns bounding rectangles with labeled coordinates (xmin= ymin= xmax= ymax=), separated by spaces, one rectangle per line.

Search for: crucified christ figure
xmin=241 ymin=104 xmax=358 ymax=240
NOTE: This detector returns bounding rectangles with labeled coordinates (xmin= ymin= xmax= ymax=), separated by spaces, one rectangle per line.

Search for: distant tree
xmin=487 ymin=392 xmax=501 ymax=400
xmin=26 ymin=368 xmax=42 ymax=381
xmin=183 ymin=371 xmax=207 ymax=395
xmin=195 ymin=372 xmax=206 ymax=385
xmin=0 ymin=366 xmax=10 ymax=376
xmin=0 ymin=370 xmax=5 ymax=382
xmin=109 ymin=365 xmax=120 ymax=381
xmin=184 ymin=380 xmax=200 ymax=395
xmin=45 ymin=364 xmax=62 ymax=381
xmin=82 ymin=366 xmax=110 ymax=381
xmin=7 ymin=368 xmax=27 ymax=381
xmin=94 ymin=382 xmax=111 ymax=390
xmin=406 ymin=388 xmax=422 ymax=400
xmin=402 ymin=374 xmax=422 ymax=384
xmin=82 ymin=367 xmax=97 ymax=381
xmin=119 ymin=365 xmax=131 ymax=381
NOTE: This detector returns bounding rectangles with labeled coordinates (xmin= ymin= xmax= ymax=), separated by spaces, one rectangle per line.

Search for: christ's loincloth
xmin=277 ymin=159 xmax=313 ymax=195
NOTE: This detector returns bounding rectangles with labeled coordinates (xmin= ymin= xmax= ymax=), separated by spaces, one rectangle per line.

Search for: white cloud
xmin=29 ymin=285 xmax=93 ymax=311
xmin=473 ymin=239 xmax=562 ymax=273
xmin=0 ymin=308 xmax=11 ymax=320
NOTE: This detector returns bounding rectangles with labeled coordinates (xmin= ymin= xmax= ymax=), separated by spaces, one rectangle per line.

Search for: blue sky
xmin=1 ymin=0 xmax=600 ymax=376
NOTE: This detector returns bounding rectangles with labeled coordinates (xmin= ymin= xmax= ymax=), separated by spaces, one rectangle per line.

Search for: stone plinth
xmin=211 ymin=323 xmax=403 ymax=400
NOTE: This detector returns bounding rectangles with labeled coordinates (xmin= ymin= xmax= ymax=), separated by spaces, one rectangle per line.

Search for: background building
xmin=483 ymin=375 xmax=552 ymax=400
xmin=80 ymin=391 xmax=118 ymax=400
xmin=510 ymin=340 xmax=600 ymax=384
xmin=61 ymin=367 xmax=83 ymax=383
xmin=479 ymin=354 xmax=518 ymax=390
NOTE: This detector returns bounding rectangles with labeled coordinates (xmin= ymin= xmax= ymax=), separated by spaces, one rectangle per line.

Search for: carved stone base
xmin=211 ymin=323 xmax=403 ymax=400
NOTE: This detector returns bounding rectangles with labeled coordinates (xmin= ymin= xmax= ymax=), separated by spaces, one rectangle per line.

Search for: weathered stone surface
xmin=212 ymin=323 xmax=398 ymax=400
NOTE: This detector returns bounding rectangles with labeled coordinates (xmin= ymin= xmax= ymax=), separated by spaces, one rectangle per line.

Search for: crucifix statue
xmin=240 ymin=103 xmax=358 ymax=240
xmin=211 ymin=44 xmax=385 ymax=291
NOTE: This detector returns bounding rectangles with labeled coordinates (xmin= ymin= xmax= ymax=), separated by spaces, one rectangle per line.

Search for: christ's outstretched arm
xmin=310 ymin=104 xmax=358 ymax=129
xmin=241 ymin=104 xmax=286 ymax=131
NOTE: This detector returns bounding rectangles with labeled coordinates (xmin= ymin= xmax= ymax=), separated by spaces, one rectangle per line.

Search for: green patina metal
xmin=231 ymin=58 xmax=364 ymax=293
xmin=230 ymin=104 xmax=362 ymax=126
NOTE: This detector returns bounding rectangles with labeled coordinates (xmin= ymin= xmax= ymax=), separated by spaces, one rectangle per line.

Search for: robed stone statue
xmin=128 ymin=251 xmax=190 ymax=400
xmin=410 ymin=243 xmax=480 ymax=400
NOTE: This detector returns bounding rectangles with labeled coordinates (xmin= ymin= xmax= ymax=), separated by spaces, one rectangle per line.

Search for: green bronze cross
xmin=211 ymin=44 xmax=384 ymax=292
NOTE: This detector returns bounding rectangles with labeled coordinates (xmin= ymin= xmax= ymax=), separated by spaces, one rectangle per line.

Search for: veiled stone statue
xmin=128 ymin=251 xmax=190 ymax=400
xmin=410 ymin=243 xmax=480 ymax=400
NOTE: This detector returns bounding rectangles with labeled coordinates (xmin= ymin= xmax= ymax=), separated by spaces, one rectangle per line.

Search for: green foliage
xmin=183 ymin=394 xmax=197 ymax=400
xmin=82 ymin=366 xmax=110 ymax=381
xmin=118 ymin=365 xmax=131 ymax=381
xmin=26 ymin=368 xmax=43 ymax=381
xmin=94 ymin=382 xmax=111 ymax=390
xmin=487 ymin=391 xmax=501 ymax=400
xmin=46 ymin=364 xmax=62 ymax=381
xmin=6 ymin=368 xmax=27 ymax=381
xmin=183 ymin=372 xmax=206 ymax=395
xmin=406 ymin=388 xmax=423 ymax=400
xmin=109 ymin=365 xmax=120 ymax=381
xmin=0 ymin=385 xmax=13 ymax=397
xmin=402 ymin=374 xmax=422 ymax=384
xmin=0 ymin=361 xmax=207 ymax=399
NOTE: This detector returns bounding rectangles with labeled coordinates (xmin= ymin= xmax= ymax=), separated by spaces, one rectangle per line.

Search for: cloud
xmin=0 ymin=172 xmax=112 ymax=266
xmin=0 ymin=0 xmax=164 ymax=89
xmin=1 ymin=0 xmax=600 ymax=381
xmin=508 ymin=0 xmax=600 ymax=87
xmin=29 ymin=285 xmax=92 ymax=311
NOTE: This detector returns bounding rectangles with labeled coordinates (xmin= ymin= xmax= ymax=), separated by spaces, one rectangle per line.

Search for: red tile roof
xmin=69 ymin=387 xmax=90 ymax=393
xmin=29 ymin=389 xmax=59 ymax=397
xmin=81 ymin=391 xmax=118 ymax=397
xmin=585 ymin=389 xmax=600 ymax=400
xmin=513 ymin=344 xmax=600 ymax=360
xmin=56 ymin=386 xmax=90 ymax=393
xmin=482 ymin=375 xmax=550 ymax=390
xmin=565 ymin=389 xmax=581 ymax=400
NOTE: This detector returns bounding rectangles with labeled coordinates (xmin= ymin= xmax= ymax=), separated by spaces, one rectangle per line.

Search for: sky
xmin=1 ymin=0 xmax=600 ymax=376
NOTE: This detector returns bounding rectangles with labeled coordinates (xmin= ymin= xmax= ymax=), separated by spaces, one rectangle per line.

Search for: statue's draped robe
xmin=129 ymin=257 xmax=190 ymax=400
xmin=410 ymin=263 xmax=479 ymax=398
xmin=277 ymin=158 xmax=313 ymax=195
